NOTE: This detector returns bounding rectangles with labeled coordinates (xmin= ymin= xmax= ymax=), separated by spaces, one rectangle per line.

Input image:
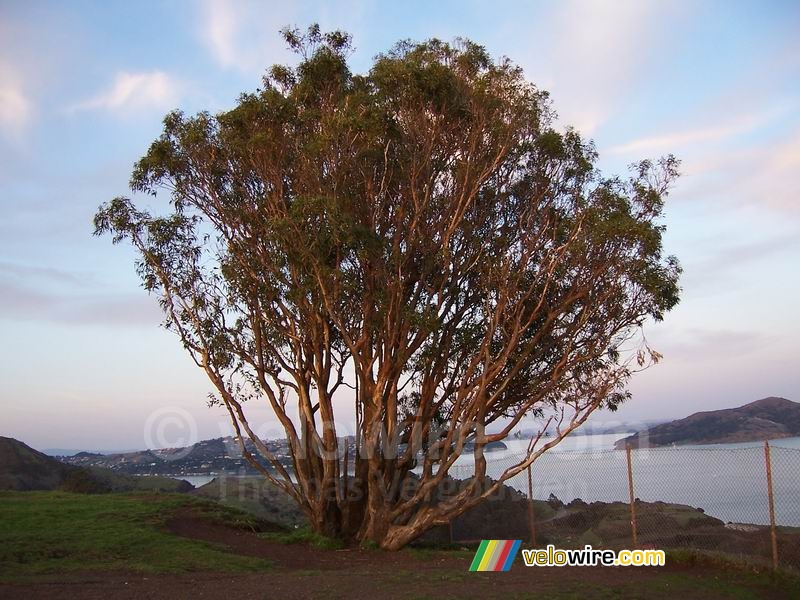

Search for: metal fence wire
xmin=444 ymin=442 xmax=800 ymax=570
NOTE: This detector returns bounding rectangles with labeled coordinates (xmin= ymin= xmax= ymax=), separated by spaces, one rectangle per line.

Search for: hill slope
xmin=616 ymin=397 xmax=800 ymax=449
xmin=0 ymin=436 xmax=75 ymax=490
xmin=59 ymin=436 xmax=277 ymax=476
xmin=0 ymin=437 xmax=192 ymax=493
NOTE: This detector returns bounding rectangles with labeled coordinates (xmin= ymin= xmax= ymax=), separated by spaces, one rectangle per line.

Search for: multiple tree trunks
xmin=95 ymin=26 xmax=680 ymax=549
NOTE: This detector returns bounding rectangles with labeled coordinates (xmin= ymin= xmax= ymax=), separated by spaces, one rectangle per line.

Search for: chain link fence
xmin=444 ymin=442 xmax=800 ymax=570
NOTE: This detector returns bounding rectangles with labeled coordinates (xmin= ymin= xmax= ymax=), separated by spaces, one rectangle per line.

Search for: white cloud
xmin=199 ymin=0 xmax=292 ymax=73
xmin=672 ymin=129 xmax=800 ymax=214
xmin=720 ymin=135 xmax=800 ymax=212
xmin=0 ymin=62 xmax=32 ymax=138
xmin=196 ymin=0 xmax=370 ymax=74
xmin=69 ymin=71 xmax=179 ymax=113
xmin=608 ymin=109 xmax=784 ymax=155
xmin=517 ymin=0 xmax=680 ymax=135
xmin=0 ymin=84 xmax=30 ymax=131
xmin=204 ymin=0 xmax=240 ymax=69
xmin=609 ymin=123 xmax=744 ymax=156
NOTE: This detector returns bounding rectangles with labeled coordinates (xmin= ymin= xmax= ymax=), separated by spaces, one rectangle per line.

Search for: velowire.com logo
xmin=469 ymin=540 xmax=522 ymax=572
xmin=470 ymin=541 xmax=666 ymax=571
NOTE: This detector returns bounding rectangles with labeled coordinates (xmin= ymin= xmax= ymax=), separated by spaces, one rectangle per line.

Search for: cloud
xmin=597 ymin=30 xmax=800 ymax=215
xmin=680 ymin=129 xmax=800 ymax=213
xmin=650 ymin=327 xmax=773 ymax=363
xmin=0 ymin=260 xmax=92 ymax=287
xmin=0 ymin=260 xmax=159 ymax=326
xmin=516 ymin=0 xmax=680 ymax=135
xmin=203 ymin=0 xmax=240 ymax=69
xmin=681 ymin=234 xmax=800 ymax=296
xmin=608 ymin=105 xmax=790 ymax=155
xmin=69 ymin=71 xmax=179 ymax=113
xmin=609 ymin=118 xmax=762 ymax=156
xmin=0 ymin=278 xmax=162 ymax=327
xmin=196 ymin=0 xmax=371 ymax=74
xmin=0 ymin=65 xmax=32 ymax=138
xmin=199 ymin=0 xmax=292 ymax=73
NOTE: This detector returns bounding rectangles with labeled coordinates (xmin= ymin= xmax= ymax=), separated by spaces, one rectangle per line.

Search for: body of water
xmin=174 ymin=474 xmax=218 ymax=487
xmin=170 ymin=435 xmax=800 ymax=527
xmin=453 ymin=435 xmax=800 ymax=527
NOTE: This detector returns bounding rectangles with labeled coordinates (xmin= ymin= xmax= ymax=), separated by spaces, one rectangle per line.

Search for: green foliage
xmin=93 ymin=24 xmax=681 ymax=416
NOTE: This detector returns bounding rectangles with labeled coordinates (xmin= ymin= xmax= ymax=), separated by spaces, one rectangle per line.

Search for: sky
xmin=1 ymin=0 xmax=799 ymax=452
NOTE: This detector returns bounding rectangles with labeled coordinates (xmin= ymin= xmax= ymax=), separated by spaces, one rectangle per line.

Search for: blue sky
xmin=1 ymin=0 xmax=798 ymax=451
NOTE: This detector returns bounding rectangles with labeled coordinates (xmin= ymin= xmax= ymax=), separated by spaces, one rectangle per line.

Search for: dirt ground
xmin=1 ymin=509 xmax=797 ymax=600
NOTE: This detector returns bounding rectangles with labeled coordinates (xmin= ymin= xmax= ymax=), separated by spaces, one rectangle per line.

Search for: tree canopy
xmin=95 ymin=26 xmax=680 ymax=549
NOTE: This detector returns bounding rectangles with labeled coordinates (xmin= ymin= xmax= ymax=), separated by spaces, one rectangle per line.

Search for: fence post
xmin=342 ymin=437 xmax=349 ymax=501
xmin=626 ymin=444 xmax=638 ymax=548
xmin=448 ymin=519 xmax=454 ymax=545
xmin=527 ymin=464 xmax=536 ymax=545
xmin=764 ymin=441 xmax=779 ymax=571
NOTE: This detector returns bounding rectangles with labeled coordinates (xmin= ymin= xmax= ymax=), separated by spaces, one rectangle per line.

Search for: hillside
xmin=0 ymin=437 xmax=192 ymax=493
xmin=59 ymin=436 xmax=292 ymax=476
xmin=616 ymin=397 xmax=800 ymax=449
xmin=192 ymin=476 xmax=306 ymax=528
xmin=0 ymin=437 xmax=75 ymax=490
xmin=58 ymin=435 xmax=507 ymax=477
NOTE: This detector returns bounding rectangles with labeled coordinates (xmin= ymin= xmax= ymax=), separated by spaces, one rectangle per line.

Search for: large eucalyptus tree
xmin=95 ymin=26 xmax=680 ymax=550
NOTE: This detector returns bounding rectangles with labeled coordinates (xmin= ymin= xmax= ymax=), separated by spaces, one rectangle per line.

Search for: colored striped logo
xmin=469 ymin=540 xmax=522 ymax=572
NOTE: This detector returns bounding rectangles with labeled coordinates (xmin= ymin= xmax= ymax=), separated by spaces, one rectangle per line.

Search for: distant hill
xmin=0 ymin=437 xmax=193 ymax=493
xmin=58 ymin=436 xmax=297 ymax=476
xmin=42 ymin=448 xmax=138 ymax=457
xmin=56 ymin=435 xmax=503 ymax=477
xmin=616 ymin=397 xmax=800 ymax=449
xmin=0 ymin=436 xmax=75 ymax=490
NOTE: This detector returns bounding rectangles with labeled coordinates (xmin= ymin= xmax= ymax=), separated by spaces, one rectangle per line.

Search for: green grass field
xmin=0 ymin=491 xmax=271 ymax=579
xmin=2 ymin=491 xmax=799 ymax=599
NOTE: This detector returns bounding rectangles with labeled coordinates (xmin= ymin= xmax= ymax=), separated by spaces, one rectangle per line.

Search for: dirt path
xmin=165 ymin=508 xmax=466 ymax=572
xmin=2 ymin=510 xmax=796 ymax=599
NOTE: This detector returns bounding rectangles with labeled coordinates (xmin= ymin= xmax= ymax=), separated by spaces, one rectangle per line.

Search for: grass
xmin=259 ymin=526 xmax=345 ymax=550
xmin=4 ymin=490 xmax=800 ymax=599
xmin=59 ymin=467 xmax=194 ymax=494
xmin=381 ymin=566 xmax=799 ymax=600
xmin=0 ymin=491 xmax=271 ymax=580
